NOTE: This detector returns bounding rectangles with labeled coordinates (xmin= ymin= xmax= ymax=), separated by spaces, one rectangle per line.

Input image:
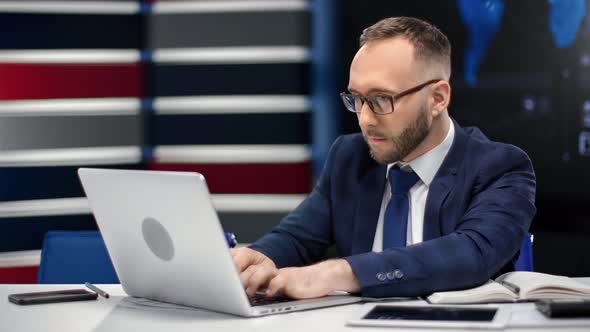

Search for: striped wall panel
xmin=147 ymin=0 xmax=312 ymax=243
xmin=0 ymin=11 xmax=141 ymax=49
xmin=0 ymin=267 xmax=38 ymax=283
xmin=152 ymin=113 xmax=309 ymax=145
xmin=0 ymin=215 xmax=99 ymax=252
xmin=0 ymin=115 xmax=142 ymax=150
xmin=0 ymin=249 xmax=39 ymax=283
xmin=148 ymin=63 xmax=310 ymax=96
xmin=0 ymin=194 xmax=305 ymax=260
xmin=147 ymin=0 xmax=312 ymax=186
xmin=0 ymin=163 xmax=143 ymax=202
xmin=151 ymin=163 xmax=312 ymax=193
xmin=149 ymin=8 xmax=309 ymax=48
xmin=0 ymin=1 xmax=145 ymax=281
xmin=1 ymin=0 xmax=315 ymax=282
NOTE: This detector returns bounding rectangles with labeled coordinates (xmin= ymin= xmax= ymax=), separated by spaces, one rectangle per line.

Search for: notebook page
xmin=427 ymin=280 xmax=516 ymax=304
xmin=498 ymin=272 xmax=590 ymax=298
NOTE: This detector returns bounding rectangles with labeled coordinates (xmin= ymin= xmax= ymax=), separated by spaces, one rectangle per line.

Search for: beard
xmin=363 ymin=104 xmax=430 ymax=164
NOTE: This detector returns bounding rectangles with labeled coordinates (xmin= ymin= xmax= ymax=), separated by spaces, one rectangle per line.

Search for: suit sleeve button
xmin=386 ymin=271 xmax=395 ymax=280
xmin=376 ymin=273 xmax=386 ymax=281
xmin=394 ymin=269 xmax=404 ymax=279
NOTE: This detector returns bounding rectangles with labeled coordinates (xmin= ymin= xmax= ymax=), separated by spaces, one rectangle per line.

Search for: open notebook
xmin=427 ymin=271 xmax=590 ymax=304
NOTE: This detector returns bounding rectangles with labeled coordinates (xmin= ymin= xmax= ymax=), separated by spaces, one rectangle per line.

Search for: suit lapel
xmin=423 ymin=169 xmax=455 ymax=241
xmin=423 ymin=119 xmax=468 ymax=241
xmin=351 ymin=163 xmax=386 ymax=255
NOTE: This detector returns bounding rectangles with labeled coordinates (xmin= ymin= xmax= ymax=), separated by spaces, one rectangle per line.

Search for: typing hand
xmin=266 ymin=259 xmax=361 ymax=299
xmin=230 ymin=247 xmax=278 ymax=297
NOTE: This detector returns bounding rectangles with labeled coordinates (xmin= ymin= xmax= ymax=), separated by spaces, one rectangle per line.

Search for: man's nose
xmin=357 ymin=101 xmax=378 ymax=128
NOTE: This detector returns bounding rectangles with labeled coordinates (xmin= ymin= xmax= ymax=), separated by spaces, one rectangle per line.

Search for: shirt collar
xmin=386 ymin=120 xmax=455 ymax=187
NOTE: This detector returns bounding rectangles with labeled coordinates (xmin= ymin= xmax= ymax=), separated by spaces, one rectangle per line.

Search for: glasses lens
xmin=374 ymin=96 xmax=393 ymax=114
xmin=341 ymin=94 xmax=394 ymax=114
xmin=353 ymin=96 xmax=364 ymax=113
xmin=342 ymin=94 xmax=359 ymax=112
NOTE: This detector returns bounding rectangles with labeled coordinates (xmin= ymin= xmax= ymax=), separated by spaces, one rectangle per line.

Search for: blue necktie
xmin=383 ymin=167 xmax=420 ymax=249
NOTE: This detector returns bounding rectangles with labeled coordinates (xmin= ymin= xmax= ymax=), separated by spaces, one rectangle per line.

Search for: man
xmin=231 ymin=16 xmax=536 ymax=299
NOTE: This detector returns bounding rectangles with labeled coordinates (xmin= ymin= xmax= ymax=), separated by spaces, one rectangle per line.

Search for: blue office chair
xmin=37 ymin=231 xmax=119 ymax=284
xmin=514 ymin=233 xmax=534 ymax=272
xmin=37 ymin=230 xmax=238 ymax=284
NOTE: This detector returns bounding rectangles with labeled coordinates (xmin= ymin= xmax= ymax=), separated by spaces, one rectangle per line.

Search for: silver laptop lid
xmin=78 ymin=168 xmax=252 ymax=316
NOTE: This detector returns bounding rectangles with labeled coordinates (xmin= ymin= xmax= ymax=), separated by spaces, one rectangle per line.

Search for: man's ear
xmin=430 ymin=80 xmax=451 ymax=117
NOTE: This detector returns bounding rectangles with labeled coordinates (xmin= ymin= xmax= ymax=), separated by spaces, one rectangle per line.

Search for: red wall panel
xmin=0 ymin=63 xmax=143 ymax=100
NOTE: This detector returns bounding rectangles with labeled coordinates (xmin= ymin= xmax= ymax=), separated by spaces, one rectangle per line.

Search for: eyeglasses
xmin=340 ymin=79 xmax=442 ymax=115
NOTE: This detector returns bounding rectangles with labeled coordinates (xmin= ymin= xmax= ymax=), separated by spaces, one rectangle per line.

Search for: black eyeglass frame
xmin=340 ymin=79 xmax=443 ymax=115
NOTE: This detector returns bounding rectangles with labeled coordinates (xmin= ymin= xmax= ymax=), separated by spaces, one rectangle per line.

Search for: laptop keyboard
xmin=249 ymin=293 xmax=292 ymax=306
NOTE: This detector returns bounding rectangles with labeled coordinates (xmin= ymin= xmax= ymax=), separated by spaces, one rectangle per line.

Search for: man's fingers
xmin=231 ymin=247 xmax=280 ymax=295
xmin=246 ymin=265 xmax=276 ymax=297
xmin=239 ymin=265 xmax=258 ymax=288
xmin=266 ymin=273 xmax=286 ymax=297
xmin=232 ymin=249 xmax=256 ymax=273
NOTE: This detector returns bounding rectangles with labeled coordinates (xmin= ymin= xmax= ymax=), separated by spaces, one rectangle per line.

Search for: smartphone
xmin=536 ymin=299 xmax=590 ymax=318
xmin=8 ymin=289 xmax=98 ymax=305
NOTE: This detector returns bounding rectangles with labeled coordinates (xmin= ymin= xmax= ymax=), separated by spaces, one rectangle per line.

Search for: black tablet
xmin=348 ymin=303 xmax=510 ymax=329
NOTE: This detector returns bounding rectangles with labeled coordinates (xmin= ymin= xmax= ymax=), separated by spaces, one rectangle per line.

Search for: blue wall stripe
xmin=139 ymin=1 xmax=152 ymax=15
xmin=0 ymin=164 xmax=143 ymax=202
xmin=310 ymin=0 xmax=340 ymax=178
xmin=0 ymin=14 xmax=141 ymax=49
xmin=0 ymin=215 xmax=97 ymax=251
xmin=149 ymin=63 xmax=310 ymax=96
xmin=141 ymin=98 xmax=155 ymax=155
xmin=141 ymin=145 xmax=154 ymax=162
xmin=153 ymin=113 xmax=310 ymax=145
xmin=140 ymin=49 xmax=153 ymax=63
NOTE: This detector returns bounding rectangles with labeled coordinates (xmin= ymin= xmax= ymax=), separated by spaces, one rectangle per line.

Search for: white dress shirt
xmin=372 ymin=121 xmax=455 ymax=252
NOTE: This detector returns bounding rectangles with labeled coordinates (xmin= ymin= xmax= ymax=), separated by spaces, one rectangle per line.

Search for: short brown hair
xmin=360 ymin=16 xmax=451 ymax=79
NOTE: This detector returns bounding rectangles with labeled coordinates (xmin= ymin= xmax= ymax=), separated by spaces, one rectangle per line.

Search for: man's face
xmin=348 ymin=38 xmax=432 ymax=164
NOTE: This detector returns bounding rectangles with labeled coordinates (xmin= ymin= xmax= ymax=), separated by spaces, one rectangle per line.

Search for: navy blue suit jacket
xmin=250 ymin=121 xmax=536 ymax=297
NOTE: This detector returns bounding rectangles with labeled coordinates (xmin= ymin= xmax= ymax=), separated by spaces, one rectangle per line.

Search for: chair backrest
xmin=37 ymin=231 xmax=119 ymax=284
xmin=514 ymin=233 xmax=534 ymax=271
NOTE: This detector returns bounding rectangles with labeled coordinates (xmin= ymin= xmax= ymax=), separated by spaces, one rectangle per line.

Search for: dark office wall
xmin=339 ymin=0 xmax=590 ymax=276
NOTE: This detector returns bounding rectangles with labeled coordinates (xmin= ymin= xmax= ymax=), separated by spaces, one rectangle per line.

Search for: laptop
xmin=78 ymin=168 xmax=361 ymax=317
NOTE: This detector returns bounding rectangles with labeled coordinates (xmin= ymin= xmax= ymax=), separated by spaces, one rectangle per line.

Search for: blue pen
xmin=224 ymin=232 xmax=237 ymax=248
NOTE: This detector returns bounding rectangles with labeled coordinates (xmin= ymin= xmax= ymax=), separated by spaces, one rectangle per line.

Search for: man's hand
xmin=230 ymin=247 xmax=278 ymax=296
xmin=266 ymin=259 xmax=361 ymax=299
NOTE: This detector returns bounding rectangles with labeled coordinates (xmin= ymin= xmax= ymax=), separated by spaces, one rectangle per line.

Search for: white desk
xmin=2 ymin=283 xmax=590 ymax=332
